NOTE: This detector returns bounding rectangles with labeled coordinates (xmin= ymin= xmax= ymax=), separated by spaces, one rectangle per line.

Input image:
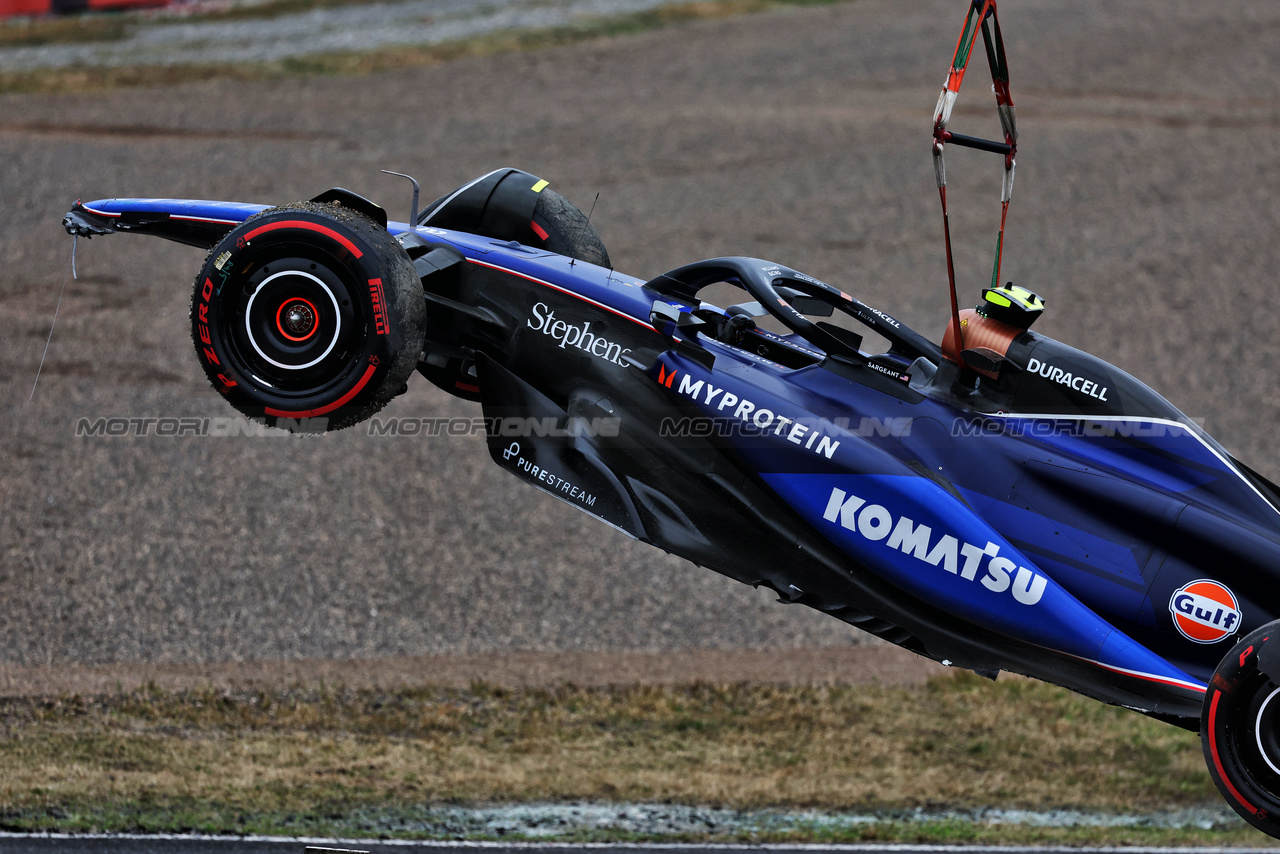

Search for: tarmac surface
xmin=2 ymin=0 xmax=1280 ymax=682
xmin=2 ymin=839 xmax=1271 ymax=854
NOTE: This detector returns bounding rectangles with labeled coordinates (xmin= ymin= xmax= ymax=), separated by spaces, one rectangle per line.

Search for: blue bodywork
xmin=66 ymin=193 xmax=1280 ymax=726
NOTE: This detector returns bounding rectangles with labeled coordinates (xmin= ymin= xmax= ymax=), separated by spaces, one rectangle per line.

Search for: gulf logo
xmin=1169 ymin=579 xmax=1242 ymax=644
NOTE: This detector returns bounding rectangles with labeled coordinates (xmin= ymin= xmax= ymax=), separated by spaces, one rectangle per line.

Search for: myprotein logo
xmin=662 ymin=365 xmax=842 ymax=460
xmin=527 ymin=302 xmax=631 ymax=366
xmin=1169 ymin=579 xmax=1241 ymax=644
xmin=823 ymin=487 xmax=1047 ymax=606
xmin=1026 ymin=357 xmax=1109 ymax=402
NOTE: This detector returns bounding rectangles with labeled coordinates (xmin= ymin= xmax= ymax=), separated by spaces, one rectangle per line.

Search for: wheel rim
xmin=1218 ymin=673 xmax=1280 ymax=808
xmin=222 ymin=251 xmax=365 ymax=396
xmin=1253 ymin=685 xmax=1280 ymax=777
xmin=245 ymin=270 xmax=342 ymax=369
xmin=276 ymin=296 xmax=320 ymax=342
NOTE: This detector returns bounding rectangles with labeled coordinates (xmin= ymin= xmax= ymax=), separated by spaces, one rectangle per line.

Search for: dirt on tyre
xmin=1202 ymin=619 xmax=1280 ymax=837
xmin=191 ymin=201 xmax=426 ymax=432
xmin=530 ymin=188 xmax=610 ymax=268
xmin=413 ymin=179 xmax=609 ymax=401
xmin=418 ymin=172 xmax=610 ymax=268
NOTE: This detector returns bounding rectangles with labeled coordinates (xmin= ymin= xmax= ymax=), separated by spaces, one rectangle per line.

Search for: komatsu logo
xmin=822 ymin=487 xmax=1047 ymax=605
xmin=1169 ymin=579 xmax=1241 ymax=644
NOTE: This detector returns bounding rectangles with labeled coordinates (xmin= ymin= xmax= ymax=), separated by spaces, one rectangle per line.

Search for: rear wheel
xmin=415 ymin=175 xmax=610 ymax=400
xmin=530 ymin=188 xmax=610 ymax=267
xmin=1202 ymin=621 xmax=1280 ymax=839
xmin=191 ymin=201 xmax=425 ymax=432
xmin=419 ymin=169 xmax=611 ymax=267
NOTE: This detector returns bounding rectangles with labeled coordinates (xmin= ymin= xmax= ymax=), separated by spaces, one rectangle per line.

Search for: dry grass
xmin=0 ymin=14 xmax=128 ymax=48
xmin=0 ymin=672 xmax=1215 ymax=819
xmin=0 ymin=0 xmax=839 ymax=94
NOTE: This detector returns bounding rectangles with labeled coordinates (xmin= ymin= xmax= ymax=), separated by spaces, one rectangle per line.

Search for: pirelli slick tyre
xmin=416 ymin=186 xmax=609 ymax=402
xmin=530 ymin=188 xmax=610 ymax=268
xmin=191 ymin=202 xmax=425 ymax=432
xmin=1202 ymin=620 xmax=1280 ymax=838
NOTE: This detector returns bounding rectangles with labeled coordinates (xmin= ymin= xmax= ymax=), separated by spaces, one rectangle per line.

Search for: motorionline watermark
xmin=658 ymin=414 xmax=1211 ymax=441
xmin=952 ymin=416 xmax=1207 ymax=439
xmin=76 ymin=416 xmax=298 ymax=438
xmin=74 ymin=415 xmax=622 ymax=439
xmin=368 ymin=416 xmax=621 ymax=438
xmin=75 ymin=414 xmax=1208 ymax=441
xmin=659 ymin=416 xmax=913 ymax=439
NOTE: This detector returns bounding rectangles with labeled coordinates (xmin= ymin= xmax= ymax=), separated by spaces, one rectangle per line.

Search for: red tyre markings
xmin=1207 ymin=690 xmax=1260 ymax=815
xmin=369 ymin=278 xmax=388 ymax=336
xmin=197 ymin=278 xmax=221 ymax=366
xmin=530 ymin=220 xmax=550 ymax=241
xmin=264 ymin=363 xmax=377 ymax=418
xmin=242 ymin=220 xmax=364 ymax=259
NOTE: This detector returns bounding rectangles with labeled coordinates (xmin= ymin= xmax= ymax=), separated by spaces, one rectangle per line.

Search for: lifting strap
xmin=932 ymin=0 xmax=1017 ymax=367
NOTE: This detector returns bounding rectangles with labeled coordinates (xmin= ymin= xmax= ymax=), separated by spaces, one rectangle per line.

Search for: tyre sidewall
xmin=192 ymin=205 xmax=420 ymax=431
xmin=1202 ymin=622 xmax=1280 ymax=835
xmin=530 ymin=189 xmax=610 ymax=268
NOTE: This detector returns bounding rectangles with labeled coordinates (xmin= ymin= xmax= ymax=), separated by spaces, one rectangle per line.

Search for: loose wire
xmin=28 ymin=235 xmax=76 ymax=406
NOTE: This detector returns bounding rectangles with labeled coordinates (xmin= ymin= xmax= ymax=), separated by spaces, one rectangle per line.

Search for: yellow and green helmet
xmin=977 ymin=282 xmax=1045 ymax=330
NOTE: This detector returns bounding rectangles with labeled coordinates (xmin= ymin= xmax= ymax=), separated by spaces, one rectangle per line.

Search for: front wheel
xmin=190 ymin=201 xmax=426 ymax=432
xmin=1202 ymin=620 xmax=1280 ymax=839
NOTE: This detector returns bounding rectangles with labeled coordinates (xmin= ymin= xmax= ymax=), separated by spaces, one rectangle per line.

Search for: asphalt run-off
xmin=5 ymin=840 xmax=1280 ymax=854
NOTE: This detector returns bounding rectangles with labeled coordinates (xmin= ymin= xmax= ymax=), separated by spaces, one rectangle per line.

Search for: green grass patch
xmin=0 ymin=14 xmax=128 ymax=48
xmin=0 ymin=0 xmax=851 ymax=94
xmin=0 ymin=672 xmax=1272 ymax=844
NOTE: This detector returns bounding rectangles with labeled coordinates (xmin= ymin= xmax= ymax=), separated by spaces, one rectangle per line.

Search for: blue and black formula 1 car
xmin=59 ymin=1 xmax=1280 ymax=838
xmin=61 ymin=166 xmax=1280 ymax=838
